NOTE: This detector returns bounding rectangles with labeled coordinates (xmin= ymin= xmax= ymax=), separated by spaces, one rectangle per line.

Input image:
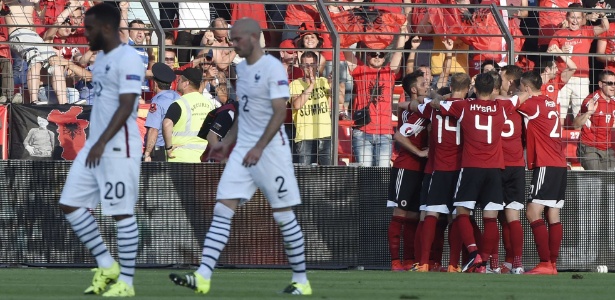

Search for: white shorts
xmin=216 ymin=145 xmax=301 ymax=209
xmin=9 ymin=28 xmax=57 ymax=68
xmin=59 ymin=150 xmax=141 ymax=215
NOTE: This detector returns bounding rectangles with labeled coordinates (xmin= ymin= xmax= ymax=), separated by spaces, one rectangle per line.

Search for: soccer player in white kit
xmin=58 ymin=4 xmax=144 ymax=297
xmin=169 ymin=18 xmax=312 ymax=296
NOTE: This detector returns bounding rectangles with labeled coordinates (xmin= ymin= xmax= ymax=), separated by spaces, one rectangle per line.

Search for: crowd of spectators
xmin=1 ymin=0 xmax=614 ymax=168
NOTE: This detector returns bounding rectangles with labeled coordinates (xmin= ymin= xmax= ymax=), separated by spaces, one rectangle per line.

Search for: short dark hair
xmin=474 ymin=73 xmax=495 ymax=96
xmin=129 ymin=19 xmax=145 ymax=29
xmin=487 ymin=70 xmax=502 ymax=91
xmin=155 ymin=79 xmax=171 ymax=90
xmin=450 ymin=73 xmax=471 ymax=92
xmin=599 ymin=70 xmax=615 ymax=81
xmin=501 ymin=65 xmax=523 ymax=88
xmin=521 ymin=70 xmax=543 ymax=91
xmin=402 ymin=70 xmax=424 ymax=96
xmin=481 ymin=60 xmax=500 ymax=73
xmin=301 ymin=51 xmax=319 ymax=63
xmin=539 ymin=58 xmax=557 ymax=74
xmin=85 ymin=3 xmax=121 ymax=31
xmin=164 ymin=31 xmax=175 ymax=44
xmin=566 ymin=3 xmax=584 ymax=17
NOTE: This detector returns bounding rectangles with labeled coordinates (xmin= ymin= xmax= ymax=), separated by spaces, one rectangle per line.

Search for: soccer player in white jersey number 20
xmin=168 ymin=18 xmax=312 ymax=296
xmin=58 ymin=4 xmax=144 ymax=297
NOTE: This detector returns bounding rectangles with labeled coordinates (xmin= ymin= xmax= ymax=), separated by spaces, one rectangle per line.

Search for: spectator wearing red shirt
xmin=0 ymin=17 xmax=14 ymax=103
xmin=573 ymin=70 xmax=615 ymax=170
xmin=343 ymin=24 xmax=408 ymax=167
xmin=538 ymin=0 xmax=582 ymax=49
xmin=548 ymin=4 xmax=609 ymax=124
xmin=597 ymin=25 xmax=615 ymax=74
xmin=42 ymin=3 xmax=88 ymax=61
xmin=517 ymin=71 xmax=567 ymax=275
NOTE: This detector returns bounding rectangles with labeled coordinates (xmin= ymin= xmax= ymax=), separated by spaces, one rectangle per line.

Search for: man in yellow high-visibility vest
xmin=162 ymin=67 xmax=215 ymax=162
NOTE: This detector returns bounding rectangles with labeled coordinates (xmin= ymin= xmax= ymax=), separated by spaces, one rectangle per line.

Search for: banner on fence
xmin=9 ymin=105 xmax=92 ymax=160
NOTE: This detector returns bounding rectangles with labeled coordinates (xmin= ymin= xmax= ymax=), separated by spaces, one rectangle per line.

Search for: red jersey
xmin=416 ymin=98 xmax=463 ymax=171
xmin=549 ymin=26 xmax=595 ymax=78
xmin=517 ymin=95 xmax=567 ymax=168
xmin=501 ymin=106 xmax=525 ymax=167
xmin=440 ymin=98 xmax=515 ymax=169
xmin=538 ymin=0 xmax=582 ymax=45
xmin=579 ymin=91 xmax=615 ymax=151
xmin=231 ymin=4 xmax=267 ymax=29
xmin=285 ymin=4 xmax=321 ymax=27
xmin=600 ymin=27 xmax=615 ymax=72
xmin=541 ymin=74 xmax=565 ymax=114
xmin=53 ymin=35 xmax=88 ymax=61
xmin=392 ymin=110 xmax=429 ymax=171
xmin=371 ymin=0 xmax=403 ymax=14
xmin=351 ymin=64 xmax=396 ymax=135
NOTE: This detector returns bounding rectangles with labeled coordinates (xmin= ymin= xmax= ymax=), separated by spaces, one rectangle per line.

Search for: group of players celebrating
xmin=387 ymin=66 xmax=567 ymax=275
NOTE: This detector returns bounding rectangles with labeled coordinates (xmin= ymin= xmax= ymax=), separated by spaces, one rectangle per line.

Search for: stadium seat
xmin=561 ymin=129 xmax=581 ymax=168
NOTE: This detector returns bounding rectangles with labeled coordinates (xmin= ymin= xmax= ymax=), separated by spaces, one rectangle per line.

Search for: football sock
xmin=448 ymin=219 xmax=462 ymax=267
xmin=432 ymin=218 xmax=447 ymax=265
xmin=414 ymin=221 xmax=424 ymax=263
xmin=117 ymin=216 xmax=139 ymax=286
xmin=197 ymin=202 xmax=235 ymax=279
xmin=403 ymin=218 xmax=419 ymax=262
xmin=274 ymin=210 xmax=307 ymax=284
xmin=481 ymin=218 xmax=498 ymax=267
xmin=548 ymin=222 xmax=563 ymax=264
xmin=456 ymin=214 xmax=478 ymax=253
xmin=501 ymin=221 xmax=512 ymax=263
xmin=530 ymin=219 xmax=551 ymax=262
xmin=420 ymin=215 xmax=438 ymax=265
xmin=65 ymin=208 xmax=114 ymax=269
xmin=387 ymin=216 xmax=404 ymax=261
xmin=470 ymin=216 xmax=482 ymax=250
xmin=509 ymin=220 xmax=524 ymax=268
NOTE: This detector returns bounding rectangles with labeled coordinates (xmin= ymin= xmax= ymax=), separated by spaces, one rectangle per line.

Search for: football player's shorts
xmin=528 ymin=166 xmax=567 ymax=208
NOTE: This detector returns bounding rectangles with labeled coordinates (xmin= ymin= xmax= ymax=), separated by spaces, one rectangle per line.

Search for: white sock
xmin=116 ymin=217 xmax=139 ymax=286
xmin=273 ymin=211 xmax=307 ymax=284
xmin=197 ymin=202 xmax=235 ymax=279
xmin=65 ymin=208 xmax=114 ymax=268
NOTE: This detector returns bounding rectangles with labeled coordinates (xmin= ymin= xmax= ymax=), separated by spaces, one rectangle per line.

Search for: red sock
xmin=501 ymin=220 xmax=512 ymax=263
xmin=530 ymin=219 xmax=551 ymax=262
xmin=414 ymin=221 xmax=424 ymax=263
xmin=481 ymin=217 xmax=498 ymax=264
xmin=403 ymin=218 xmax=419 ymax=262
xmin=388 ymin=216 xmax=404 ymax=261
xmin=456 ymin=214 xmax=478 ymax=253
xmin=508 ymin=220 xmax=524 ymax=268
xmin=431 ymin=218 xmax=447 ymax=265
xmin=448 ymin=219 xmax=462 ymax=267
xmin=549 ymin=222 xmax=563 ymax=264
xmin=470 ymin=216 xmax=482 ymax=251
xmin=420 ymin=215 xmax=438 ymax=265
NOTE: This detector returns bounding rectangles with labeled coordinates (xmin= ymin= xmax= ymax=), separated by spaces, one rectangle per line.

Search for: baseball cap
xmin=151 ymin=62 xmax=176 ymax=84
xmin=279 ymin=40 xmax=296 ymax=54
xmin=179 ymin=67 xmax=203 ymax=86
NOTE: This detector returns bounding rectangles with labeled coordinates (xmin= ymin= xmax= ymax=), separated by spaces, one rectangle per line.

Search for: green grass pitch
xmin=0 ymin=268 xmax=613 ymax=299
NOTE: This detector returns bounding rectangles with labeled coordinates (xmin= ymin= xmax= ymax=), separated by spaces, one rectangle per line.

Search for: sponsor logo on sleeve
xmin=277 ymin=80 xmax=289 ymax=86
xmin=126 ymin=74 xmax=141 ymax=81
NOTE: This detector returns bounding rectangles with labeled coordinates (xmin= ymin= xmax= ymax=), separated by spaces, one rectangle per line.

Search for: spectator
xmin=596 ymin=17 xmax=615 ymax=73
xmin=201 ymin=18 xmax=236 ymax=79
xmin=344 ymin=24 xmax=408 ymax=166
xmin=573 ymin=70 xmax=615 ymax=170
xmin=283 ymin=1 xmax=320 ymax=42
xmin=163 ymin=49 xmax=177 ymax=69
xmin=176 ymin=2 xmax=210 ymax=65
xmin=143 ymin=63 xmax=181 ymax=162
xmin=66 ymin=50 xmax=95 ymax=105
xmin=290 ymin=51 xmax=332 ymax=165
xmin=120 ymin=2 xmax=149 ymax=92
xmin=549 ymin=4 xmax=609 ymax=125
xmin=5 ymin=0 xmax=68 ymax=104
xmin=296 ymin=23 xmax=326 ymax=75
xmin=0 ymin=17 xmax=14 ymax=103
xmin=480 ymin=60 xmax=500 ymax=74
xmin=163 ymin=68 xmax=215 ymax=163
xmin=279 ymin=39 xmax=303 ymax=160
xmin=149 ymin=31 xmax=178 ymax=71
xmin=538 ymin=0 xmax=582 ymax=51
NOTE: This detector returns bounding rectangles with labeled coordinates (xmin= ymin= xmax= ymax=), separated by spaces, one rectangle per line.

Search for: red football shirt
xmin=549 ymin=26 xmax=595 ymax=78
xmin=440 ymin=98 xmax=515 ymax=169
xmin=538 ymin=0 xmax=582 ymax=46
xmin=501 ymin=108 xmax=525 ymax=167
xmin=517 ymin=95 xmax=567 ymax=168
xmin=600 ymin=27 xmax=615 ymax=73
xmin=579 ymin=91 xmax=615 ymax=151
xmin=351 ymin=64 xmax=396 ymax=135
xmin=416 ymin=98 xmax=463 ymax=171
xmin=392 ymin=109 xmax=429 ymax=171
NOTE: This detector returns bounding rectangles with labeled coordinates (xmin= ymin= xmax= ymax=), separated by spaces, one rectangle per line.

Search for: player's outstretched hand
xmin=208 ymin=142 xmax=232 ymax=162
xmin=242 ymin=146 xmax=264 ymax=168
xmin=85 ymin=141 xmax=105 ymax=168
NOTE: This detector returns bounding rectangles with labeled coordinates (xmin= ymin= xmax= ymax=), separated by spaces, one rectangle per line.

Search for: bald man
xmin=169 ymin=18 xmax=312 ymax=296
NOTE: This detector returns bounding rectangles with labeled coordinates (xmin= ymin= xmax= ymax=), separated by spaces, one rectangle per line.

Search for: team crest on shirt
xmin=399 ymin=122 xmax=425 ymax=137
xmin=149 ymin=103 xmax=157 ymax=113
xmin=255 ymin=73 xmax=261 ymax=83
xmin=105 ymin=64 xmax=111 ymax=74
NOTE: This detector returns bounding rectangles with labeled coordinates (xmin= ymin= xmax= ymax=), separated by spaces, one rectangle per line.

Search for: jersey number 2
xmin=242 ymin=95 xmax=249 ymax=112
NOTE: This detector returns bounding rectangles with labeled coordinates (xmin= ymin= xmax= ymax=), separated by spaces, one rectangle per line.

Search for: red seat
xmin=561 ymin=129 xmax=581 ymax=167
